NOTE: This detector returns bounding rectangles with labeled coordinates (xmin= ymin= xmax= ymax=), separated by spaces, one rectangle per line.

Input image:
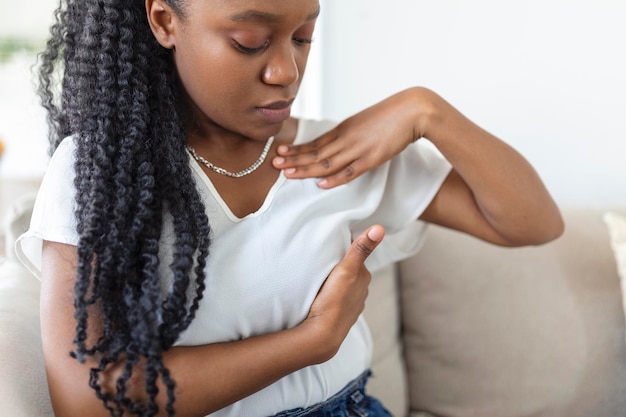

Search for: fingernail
xmin=285 ymin=168 xmax=296 ymax=175
xmin=317 ymin=179 xmax=328 ymax=187
xmin=278 ymin=145 xmax=290 ymax=154
xmin=367 ymin=226 xmax=384 ymax=242
xmin=274 ymin=157 xmax=285 ymax=165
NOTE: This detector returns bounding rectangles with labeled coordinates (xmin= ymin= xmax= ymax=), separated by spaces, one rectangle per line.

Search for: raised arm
xmin=411 ymin=88 xmax=563 ymax=246
xmin=40 ymin=226 xmax=384 ymax=417
xmin=273 ymin=87 xmax=563 ymax=246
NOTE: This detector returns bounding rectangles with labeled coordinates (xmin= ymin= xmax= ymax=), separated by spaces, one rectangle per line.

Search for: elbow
xmin=46 ymin=365 xmax=119 ymax=417
xmin=533 ymin=205 xmax=566 ymax=245
xmin=46 ymin=374 xmax=114 ymax=417
xmin=48 ymin=391 xmax=103 ymax=417
xmin=532 ymin=197 xmax=566 ymax=245
xmin=524 ymin=221 xmax=565 ymax=247
xmin=501 ymin=210 xmax=565 ymax=247
xmin=545 ymin=212 xmax=566 ymax=242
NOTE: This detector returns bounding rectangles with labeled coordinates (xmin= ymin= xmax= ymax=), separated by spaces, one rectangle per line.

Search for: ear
xmin=145 ymin=0 xmax=178 ymax=49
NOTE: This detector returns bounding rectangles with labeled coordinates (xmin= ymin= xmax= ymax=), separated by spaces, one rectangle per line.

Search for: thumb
xmin=345 ymin=225 xmax=385 ymax=264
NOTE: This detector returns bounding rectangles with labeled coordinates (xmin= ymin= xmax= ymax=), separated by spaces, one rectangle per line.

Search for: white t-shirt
xmin=17 ymin=118 xmax=451 ymax=416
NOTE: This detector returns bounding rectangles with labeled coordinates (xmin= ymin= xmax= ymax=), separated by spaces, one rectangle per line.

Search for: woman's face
xmin=154 ymin=0 xmax=320 ymax=141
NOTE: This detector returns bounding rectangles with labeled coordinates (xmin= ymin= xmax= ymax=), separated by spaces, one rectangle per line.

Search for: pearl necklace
xmin=186 ymin=136 xmax=275 ymax=178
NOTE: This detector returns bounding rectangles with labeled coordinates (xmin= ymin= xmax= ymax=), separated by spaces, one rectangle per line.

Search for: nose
xmin=262 ymin=44 xmax=300 ymax=87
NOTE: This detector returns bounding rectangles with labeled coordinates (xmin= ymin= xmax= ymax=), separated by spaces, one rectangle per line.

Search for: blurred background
xmin=296 ymin=0 xmax=626 ymax=207
xmin=1 ymin=0 xmax=625 ymax=233
xmin=0 ymin=0 xmax=55 ymax=231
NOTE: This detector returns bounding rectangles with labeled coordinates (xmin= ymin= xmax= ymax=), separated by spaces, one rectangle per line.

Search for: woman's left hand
xmin=274 ymin=87 xmax=564 ymax=246
xmin=272 ymin=89 xmax=423 ymax=188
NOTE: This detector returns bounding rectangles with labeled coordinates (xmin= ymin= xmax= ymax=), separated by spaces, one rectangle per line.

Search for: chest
xmin=199 ymin=161 xmax=280 ymax=219
xmin=177 ymin=160 xmax=386 ymax=343
xmin=176 ymin=195 xmax=354 ymax=344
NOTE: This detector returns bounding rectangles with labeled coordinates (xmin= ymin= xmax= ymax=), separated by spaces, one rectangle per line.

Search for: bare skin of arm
xmin=273 ymin=87 xmax=564 ymax=247
xmin=40 ymin=226 xmax=385 ymax=417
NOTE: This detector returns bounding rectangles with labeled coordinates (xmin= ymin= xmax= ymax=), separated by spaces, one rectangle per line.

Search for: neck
xmin=186 ymin=117 xmax=297 ymax=152
xmin=186 ymin=136 xmax=275 ymax=179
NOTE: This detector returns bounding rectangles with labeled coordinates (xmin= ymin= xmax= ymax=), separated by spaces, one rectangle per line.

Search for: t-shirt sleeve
xmin=355 ymin=140 xmax=452 ymax=272
xmin=15 ymin=137 xmax=79 ymax=279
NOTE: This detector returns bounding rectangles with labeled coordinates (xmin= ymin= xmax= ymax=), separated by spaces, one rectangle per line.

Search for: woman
xmin=17 ymin=0 xmax=563 ymax=416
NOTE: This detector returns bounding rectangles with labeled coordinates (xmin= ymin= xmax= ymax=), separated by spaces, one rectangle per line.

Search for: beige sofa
xmin=2 ymin=195 xmax=626 ymax=417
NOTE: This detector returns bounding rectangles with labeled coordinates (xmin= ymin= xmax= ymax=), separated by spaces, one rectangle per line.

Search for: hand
xmin=40 ymin=231 xmax=385 ymax=416
xmin=303 ymin=225 xmax=385 ymax=362
xmin=273 ymin=89 xmax=425 ymax=188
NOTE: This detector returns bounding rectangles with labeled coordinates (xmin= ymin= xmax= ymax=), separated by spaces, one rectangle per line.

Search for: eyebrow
xmin=229 ymin=5 xmax=321 ymax=24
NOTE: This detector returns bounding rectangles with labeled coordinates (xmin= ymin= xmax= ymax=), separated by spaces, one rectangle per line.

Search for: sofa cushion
xmin=399 ymin=209 xmax=626 ymax=417
xmin=605 ymin=212 xmax=626 ymax=344
xmin=363 ymin=264 xmax=409 ymax=417
xmin=0 ymin=257 xmax=53 ymax=417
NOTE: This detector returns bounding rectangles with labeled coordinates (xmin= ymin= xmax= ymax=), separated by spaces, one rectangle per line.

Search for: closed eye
xmin=232 ymin=39 xmax=270 ymax=55
xmin=293 ymin=37 xmax=314 ymax=47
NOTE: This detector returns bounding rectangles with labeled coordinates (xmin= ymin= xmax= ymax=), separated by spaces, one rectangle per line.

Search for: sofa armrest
xmin=363 ymin=264 xmax=409 ymax=417
xmin=0 ymin=257 xmax=53 ymax=417
xmin=2 ymin=193 xmax=36 ymax=259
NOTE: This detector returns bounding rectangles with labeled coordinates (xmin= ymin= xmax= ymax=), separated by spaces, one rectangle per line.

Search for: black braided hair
xmin=37 ymin=1 xmax=211 ymax=415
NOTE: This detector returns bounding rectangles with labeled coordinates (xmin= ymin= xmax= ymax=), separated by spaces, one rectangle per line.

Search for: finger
xmin=272 ymin=151 xmax=331 ymax=171
xmin=273 ymin=142 xmax=341 ymax=171
xmin=278 ymin=137 xmax=373 ymax=179
xmin=275 ymin=141 xmax=318 ymax=156
xmin=316 ymin=160 xmax=366 ymax=189
xmin=273 ymin=134 xmax=345 ymax=169
xmin=344 ymin=225 xmax=385 ymax=265
xmin=276 ymin=131 xmax=337 ymax=156
xmin=281 ymin=150 xmax=360 ymax=180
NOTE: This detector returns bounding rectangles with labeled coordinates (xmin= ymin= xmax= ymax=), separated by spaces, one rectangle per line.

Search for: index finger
xmin=276 ymin=130 xmax=337 ymax=156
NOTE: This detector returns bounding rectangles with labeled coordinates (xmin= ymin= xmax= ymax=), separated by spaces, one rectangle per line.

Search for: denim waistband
xmin=272 ymin=369 xmax=392 ymax=417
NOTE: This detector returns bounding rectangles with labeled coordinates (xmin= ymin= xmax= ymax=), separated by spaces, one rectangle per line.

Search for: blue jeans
xmin=272 ymin=370 xmax=393 ymax=417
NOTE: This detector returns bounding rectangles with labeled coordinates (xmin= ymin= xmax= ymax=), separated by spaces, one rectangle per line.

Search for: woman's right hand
xmin=302 ymin=225 xmax=385 ymax=362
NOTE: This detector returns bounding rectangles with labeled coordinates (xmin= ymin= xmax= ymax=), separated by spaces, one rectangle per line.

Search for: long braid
xmin=37 ymin=1 xmax=210 ymax=415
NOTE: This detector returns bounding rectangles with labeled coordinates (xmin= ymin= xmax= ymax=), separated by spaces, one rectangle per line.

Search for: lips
xmin=257 ymin=99 xmax=294 ymax=123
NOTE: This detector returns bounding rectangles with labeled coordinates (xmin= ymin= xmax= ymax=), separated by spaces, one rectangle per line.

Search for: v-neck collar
xmin=187 ymin=119 xmax=309 ymax=223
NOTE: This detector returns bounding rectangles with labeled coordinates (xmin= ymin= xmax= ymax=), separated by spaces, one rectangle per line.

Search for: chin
xmin=252 ymin=121 xmax=288 ymax=140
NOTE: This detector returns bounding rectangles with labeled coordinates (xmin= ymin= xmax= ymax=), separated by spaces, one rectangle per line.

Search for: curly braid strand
xmin=38 ymin=1 xmax=211 ymax=416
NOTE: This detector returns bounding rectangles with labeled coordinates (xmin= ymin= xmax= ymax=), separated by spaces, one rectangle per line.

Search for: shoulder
xmin=48 ymin=136 xmax=78 ymax=169
xmin=52 ymin=135 xmax=77 ymax=157
xmin=293 ymin=118 xmax=339 ymax=145
xmin=37 ymin=136 xmax=79 ymax=190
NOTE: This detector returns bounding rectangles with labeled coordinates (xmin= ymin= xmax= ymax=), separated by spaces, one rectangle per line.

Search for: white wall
xmin=0 ymin=0 xmax=57 ymax=178
xmin=296 ymin=0 xmax=626 ymax=207
xmin=0 ymin=0 xmax=59 ymax=226
xmin=1 ymin=0 xmax=625 ymax=207
xmin=0 ymin=0 xmax=57 ymax=39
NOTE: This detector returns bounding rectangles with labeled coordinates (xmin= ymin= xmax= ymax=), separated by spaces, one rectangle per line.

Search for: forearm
xmin=42 ymin=241 xmax=330 ymax=417
xmin=411 ymin=87 xmax=564 ymax=244
xmin=47 ymin=322 xmax=332 ymax=417
xmin=160 ymin=322 xmax=330 ymax=416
